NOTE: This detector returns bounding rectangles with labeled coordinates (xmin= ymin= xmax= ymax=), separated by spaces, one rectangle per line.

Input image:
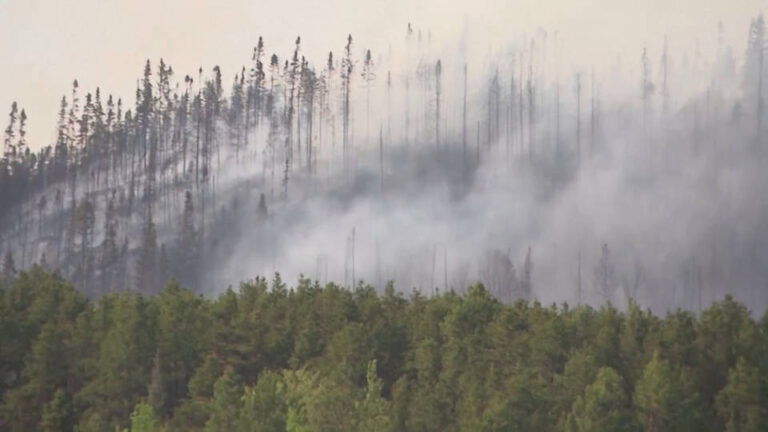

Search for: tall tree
xmin=434 ymin=59 xmax=442 ymax=151
xmin=564 ymin=367 xmax=635 ymax=432
xmin=175 ymin=190 xmax=199 ymax=289
xmin=341 ymin=34 xmax=354 ymax=175
xmin=715 ymin=358 xmax=768 ymax=432
xmin=594 ymin=243 xmax=615 ymax=304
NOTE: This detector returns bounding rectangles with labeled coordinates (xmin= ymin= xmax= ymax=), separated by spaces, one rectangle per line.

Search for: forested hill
xmin=1 ymin=268 xmax=766 ymax=431
xmin=2 ymin=17 xmax=768 ymax=310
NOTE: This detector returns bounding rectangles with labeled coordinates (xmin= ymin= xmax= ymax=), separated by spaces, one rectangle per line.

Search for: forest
xmin=0 ymin=16 xmax=766 ymax=310
xmin=0 ymin=267 xmax=766 ymax=431
xmin=1 ymin=6 xmax=768 ymax=431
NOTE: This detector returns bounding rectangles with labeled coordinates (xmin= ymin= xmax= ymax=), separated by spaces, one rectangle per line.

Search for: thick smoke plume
xmin=1 ymin=16 xmax=767 ymax=314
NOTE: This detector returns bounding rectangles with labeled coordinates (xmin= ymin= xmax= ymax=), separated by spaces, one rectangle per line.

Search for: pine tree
xmin=54 ymin=96 xmax=69 ymax=179
xmin=2 ymin=250 xmax=17 ymax=283
xmin=744 ymin=15 xmax=766 ymax=146
xmin=434 ymin=59 xmax=442 ymax=151
xmin=136 ymin=208 xmax=158 ymax=293
xmin=39 ymin=389 xmax=73 ymax=432
xmin=147 ymin=352 xmax=166 ymax=415
xmin=129 ymin=402 xmax=158 ymax=432
xmin=238 ymin=372 xmax=288 ymax=432
xmin=634 ymin=351 xmax=700 ymax=431
xmin=73 ymin=198 xmax=96 ymax=294
xmin=175 ymin=190 xmax=199 ymax=289
xmin=594 ymin=243 xmax=615 ymax=304
xmin=641 ymin=47 xmax=655 ymax=138
xmin=715 ymin=358 xmax=768 ymax=431
xmin=341 ymin=34 xmax=354 ymax=174
xmin=355 ymin=360 xmax=392 ymax=431
xmin=520 ymin=246 xmax=533 ymax=300
xmin=462 ymin=64 xmax=468 ymax=167
xmin=575 ymin=73 xmax=582 ymax=164
xmin=98 ymin=194 xmax=117 ymax=291
xmin=361 ymin=49 xmax=376 ymax=142
xmin=252 ymin=36 xmax=267 ymax=128
xmin=17 ymin=108 xmax=27 ymax=159
xmin=286 ymin=37 xmax=301 ymax=171
xmin=205 ymin=367 xmax=243 ymax=432
xmin=564 ymin=367 xmax=635 ymax=432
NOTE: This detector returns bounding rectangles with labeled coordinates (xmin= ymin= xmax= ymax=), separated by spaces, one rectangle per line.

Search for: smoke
xmin=201 ymin=91 xmax=768 ymax=314
xmin=3 ymin=11 xmax=768 ymax=315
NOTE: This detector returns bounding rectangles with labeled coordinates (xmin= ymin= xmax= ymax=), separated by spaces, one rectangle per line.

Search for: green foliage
xmin=204 ymin=367 xmax=243 ymax=432
xmin=715 ymin=358 xmax=768 ymax=432
xmin=129 ymin=402 xmax=158 ymax=432
xmin=354 ymin=360 xmax=392 ymax=432
xmin=564 ymin=367 xmax=636 ymax=432
xmin=40 ymin=388 xmax=74 ymax=432
xmin=1 ymin=269 xmax=767 ymax=432
xmin=633 ymin=351 xmax=703 ymax=431
xmin=238 ymin=371 xmax=288 ymax=432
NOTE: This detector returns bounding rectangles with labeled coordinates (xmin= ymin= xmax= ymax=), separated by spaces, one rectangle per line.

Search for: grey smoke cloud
xmin=2 ymin=4 xmax=767 ymax=317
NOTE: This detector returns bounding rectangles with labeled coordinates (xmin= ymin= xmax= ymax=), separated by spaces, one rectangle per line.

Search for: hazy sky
xmin=0 ymin=0 xmax=765 ymax=147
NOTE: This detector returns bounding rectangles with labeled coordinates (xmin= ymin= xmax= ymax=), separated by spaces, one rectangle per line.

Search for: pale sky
xmin=0 ymin=0 xmax=765 ymax=148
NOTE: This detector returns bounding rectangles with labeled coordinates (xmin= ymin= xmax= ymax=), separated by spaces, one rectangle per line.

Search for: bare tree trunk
xmin=463 ymin=64 xmax=468 ymax=169
xmin=379 ymin=127 xmax=384 ymax=192
xmin=576 ymin=73 xmax=582 ymax=166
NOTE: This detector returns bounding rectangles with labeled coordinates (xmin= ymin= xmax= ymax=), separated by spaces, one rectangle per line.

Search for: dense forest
xmin=1 ymin=11 xmax=768 ymax=431
xmin=0 ymin=267 xmax=767 ymax=431
xmin=0 ymin=16 xmax=767 ymax=310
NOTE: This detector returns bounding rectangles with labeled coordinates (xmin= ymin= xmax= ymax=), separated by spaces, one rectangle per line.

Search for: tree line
xmin=1 ymin=15 xmax=767 ymax=302
xmin=0 ymin=267 xmax=766 ymax=431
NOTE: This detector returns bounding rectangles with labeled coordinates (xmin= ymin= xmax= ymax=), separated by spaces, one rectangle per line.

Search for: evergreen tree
xmin=594 ymin=243 xmax=615 ymax=304
xmin=520 ymin=246 xmax=533 ymax=300
xmin=634 ymin=351 xmax=701 ymax=431
xmin=175 ymin=190 xmax=199 ymax=289
xmin=715 ymin=358 xmax=768 ymax=432
xmin=39 ymin=388 xmax=73 ymax=432
xmin=361 ymin=49 xmax=376 ymax=142
xmin=73 ymin=198 xmax=96 ymax=294
xmin=204 ymin=367 xmax=244 ymax=432
xmin=341 ymin=34 xmax=354 ymax=173
xmin=136 ymin=208 xmax=158 ymax=293
xmin=1 ymin=251 xmax=15 ymax=283
xmin=564 ymin=367 xmax=635 ymax=432
xmin=129 ymin=402 xmax=158 ymax=432
xmin=100 ymin=193 xmax=119 ymax=290
xmin=354 ymin=360 xmax=392 ymax=432
xmin=238 ymin=371 xmax=288 ymax=432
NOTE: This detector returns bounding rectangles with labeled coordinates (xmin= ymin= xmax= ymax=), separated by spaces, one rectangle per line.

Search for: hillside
xmin=1 ymin=21 xmax=767 ymax=311
xmin=1 ymin=268 xmax=766 ymax=431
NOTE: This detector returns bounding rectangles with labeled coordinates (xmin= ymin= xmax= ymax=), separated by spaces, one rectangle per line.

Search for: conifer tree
xmin=205 ymin=367 xmax=243 ymax=432
xmin=252 ymin=36 xmax=266 ymax=129
xmin=641 ymin=47 xmax=654 ymax=138
xmin=4 ymin=102 xmax=18 ymax=160
xmin=39 ymin=389 xmax=74 ymax=432
xmin=715 ymin=358 xmax=768 ymax=431
xmin=435 ymin=59 xmax=442 ymax=150
xmin=520 ymin=246 xmax=533 ymax=300
xmin=101 ymin=194 xmax=120 ymax=280
xmin=594 ymin=243 xmax=615 ymax=303
xmin=575 ymin=73 xmax=582 ymax=164
xmin=73 ymin=198 xmax=96 ymax=293
xmin=564 ymin=367 xmax=635 ymax=432
xmin=129 ymin=402 xmax=158 ymax=432
xmin=362 ymin=49 xmax=376 ymax=142
xmin=175 ymin=190 xmax=199 ymax=289
xmin=342 ymin=35 xmax=354 ymax=174
xmin=136 ymin=208 xmax=158 ymax=293
xmin=634 ymin=351 xmax=701 ymax=431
